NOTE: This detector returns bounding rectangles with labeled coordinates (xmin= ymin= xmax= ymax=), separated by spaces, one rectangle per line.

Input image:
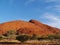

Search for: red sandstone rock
xmin=0 ymin=20 xmax=60 ymax=36
xmin=29 ymin=20 xmax=60 ymax=35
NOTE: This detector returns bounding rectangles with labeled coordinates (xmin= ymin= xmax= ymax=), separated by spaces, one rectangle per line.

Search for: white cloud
xmin=42 ymin=13 xmax=60 ymax=28
xmin=45 ymin=5 xmax=60 ymax=12
xmin=25 ymin=0 xmax=60 ymax=13
xmin=43 ymin=13 xmax=59 ymax=21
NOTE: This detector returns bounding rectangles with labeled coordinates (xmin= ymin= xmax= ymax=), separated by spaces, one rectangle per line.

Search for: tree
xmin=3 ymin=30 xmax=17 ymax=40
xmin=47 ymin=34 xmax=56 ymax=40
xmin=0 ymin=35 xmax=3 ymax=40
xmin=47 ymin=33 xmax=60 ymax=39
xmin=7 ymin=30 xmax=16 ymax=36
xmin=54 ymin=33 xmax=60 ymax=39
xmin=30 ymin=34 xmax=37 ymax=40
xmin=0 ymin=35 xmax=6 ymax=40
xmin=16 ymin=34 xmax=30 ymax=42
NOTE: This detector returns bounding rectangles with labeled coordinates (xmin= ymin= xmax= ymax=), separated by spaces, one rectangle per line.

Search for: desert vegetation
xmin=0 ymin=30 xmax=60 ymax=43
xmin=0 ymin=20 xmax=59 ymax=45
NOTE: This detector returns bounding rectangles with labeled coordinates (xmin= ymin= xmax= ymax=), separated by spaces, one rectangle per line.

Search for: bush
xmin=7 ymin=30 xmax=16 ymax=36
xmin=54 ymin=33 xmax=60 ymax=39
xmin=47 ymin=35 xmax=55 ymax=40
xmin=16 ymin=34 xmax=30 ymax=42
xmin=0 ymin=35 xmax=6 ymax=40
xmin=37 ymin=35 xmax=48 ymax=40
xmin=30 ymin=34 xmax=47 ymax=40
xmin=47 ymin=34 xmax=60 ymax=39
xmin=30 ymin=34 xmax=37 ymax=40
xmin=3 ymin=30 xmax=17 ymax=40
xmin=0 ymin=35 xmax=3 ymax=40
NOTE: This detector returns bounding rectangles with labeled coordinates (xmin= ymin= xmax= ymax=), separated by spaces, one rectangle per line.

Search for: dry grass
xmin=0 ymin=40 xmax=60 ymax=45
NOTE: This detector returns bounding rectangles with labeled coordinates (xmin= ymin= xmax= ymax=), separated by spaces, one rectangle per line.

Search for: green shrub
xmin=16 ymin=34 xmax=30 ymax=42
xmin=48 ymin=34 xmax=55 ymax=39
xmin=7 ymin=30 xmax=16 ymax=36
xmin=30 ymin=34 xmax=37 ymax=40
xmin=47 ymin=34 xmax=60 ymax=39
xmin=54 ymin=33 xmax=60 ymax=39
xmin=0 ymin=35 xmax=3 ymax=40
xmin=0 ymin=35 xmax=6 ymax=40
xmin=3 ymin=30 xmax=17 ymax=40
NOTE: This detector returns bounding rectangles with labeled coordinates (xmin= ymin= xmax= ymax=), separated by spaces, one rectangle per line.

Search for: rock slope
xmin=0 ymin=20 xmax=60 ymax=36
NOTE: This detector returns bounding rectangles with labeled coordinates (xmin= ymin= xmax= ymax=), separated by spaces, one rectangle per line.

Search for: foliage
xmin=47 ymin=34 xmax=55 ymax=40
xmin=30 ymin=34 xmax=37 ymax=40
xmin=7 ymin=30 xmax=16 ymax=36
xmin=1 ymin=30 xmax=60 ymax=41
xmin=16 ymin=34 xmax=30 ymax=42
xmin=54 ymin=33 xmax=60 ymax=39
xmin=3 ymin=30 xmax=17 ymax=40
xmin=0 ymin=35 xmax=4 ymax=40
xmin=0 ymin=35 xmax=6 ymax=40
xmin=47 ymin=33 xmax=60 ymax=39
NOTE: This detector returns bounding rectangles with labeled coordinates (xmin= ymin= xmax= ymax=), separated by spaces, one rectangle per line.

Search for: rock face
xmin=29 ymin=20 xmax=60 ymax=34
xmin=0 ymin=20 xmax=60 ymax=36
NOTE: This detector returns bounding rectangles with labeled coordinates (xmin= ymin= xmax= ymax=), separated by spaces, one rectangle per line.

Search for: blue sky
xmin=0 ymin=0 xmax=60 ymax=28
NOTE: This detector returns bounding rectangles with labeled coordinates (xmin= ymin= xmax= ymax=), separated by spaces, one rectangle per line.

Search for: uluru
xmin=0 ymin=19 xmax=60 ymax=36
